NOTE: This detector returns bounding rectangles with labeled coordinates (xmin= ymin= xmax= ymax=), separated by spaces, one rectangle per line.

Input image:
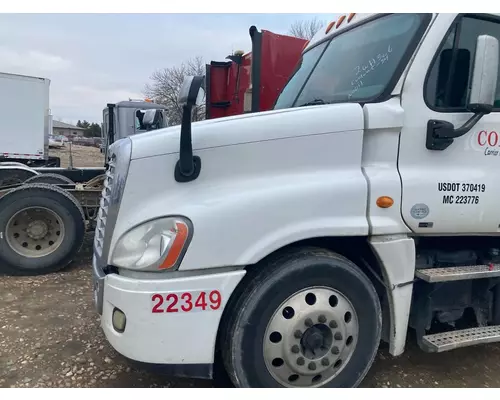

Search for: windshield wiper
xmin=298 ymin=99 xmax=326 ymax=107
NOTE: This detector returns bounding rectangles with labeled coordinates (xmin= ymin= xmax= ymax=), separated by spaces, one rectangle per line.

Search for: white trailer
xmin=0 ymin=72 xmax=59 ymax=167
xmin=92 ymin=12 xmax=500 ymax=388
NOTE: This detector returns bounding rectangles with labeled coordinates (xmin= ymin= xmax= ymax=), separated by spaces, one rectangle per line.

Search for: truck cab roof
xmin=111 ymin=100 xmax=167 ymax=110
xmin=306 ymin=13 xmax=500 ymax=53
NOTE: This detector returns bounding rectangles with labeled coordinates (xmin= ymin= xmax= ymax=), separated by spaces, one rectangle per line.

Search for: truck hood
xmin=129 ymin=103 xmax=364 ymax=160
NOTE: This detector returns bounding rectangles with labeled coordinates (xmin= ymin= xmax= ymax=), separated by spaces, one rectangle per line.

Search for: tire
xmin=24 ymin=173 xmax=74 ymax=185
xmin=219 ymin=247 xmax=382 ymax=388
xmin=0 ymin=183 xmax=85 ymax=276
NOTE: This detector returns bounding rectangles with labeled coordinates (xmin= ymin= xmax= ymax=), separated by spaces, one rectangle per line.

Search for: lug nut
xmin=294 ymin=330 xmax=303 ymax=339
xmin=331 ymin=346 xmax=340 ymax=355
xmin=318 ymin=314 xmax=326 ymax=323
xmin=321 ymin=358 xmax=330 ymax=366
xmin=334 ymin=332 xmax=343 ymax=341
xmin=291 ymin=345 xmax=300 ymax=354
xmin=305 ymin=318 xmax=313 ymax=327
xmin=329 ymin=320 xmax=338 ymax=329
xmin=308 ymin=362 xmax=317 ymax=371
xmin=297 ymin=357 xmax=305 ymax=366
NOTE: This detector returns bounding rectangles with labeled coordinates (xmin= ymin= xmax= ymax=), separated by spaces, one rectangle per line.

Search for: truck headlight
xmin=111 ymin=217 xmax=191 ymax=271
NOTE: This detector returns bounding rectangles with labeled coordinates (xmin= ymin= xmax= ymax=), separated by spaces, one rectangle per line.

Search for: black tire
xmin=0 ymin=183 xmax=85 ymax=276
xmin=219 ymin=247 xmax=382 ymax=388
xmin=24 ymin=173 xmax=74 ymax=185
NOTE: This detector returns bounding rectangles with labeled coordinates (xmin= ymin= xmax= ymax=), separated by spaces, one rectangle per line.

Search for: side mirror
xmin=427 ymin=34 xmax=499 ymax=151
xmin=468 ymin=34 xmax=499 ymax=114
xmin=178 ymin=76 xmax=205 ymax=107
xmin=141 ymin=109 xmax=156 ymax=127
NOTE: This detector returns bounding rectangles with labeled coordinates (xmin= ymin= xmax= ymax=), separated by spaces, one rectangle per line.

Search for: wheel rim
xmin=6 ymin=207 xmax=65 ymax=258
xmin=263 ymin=287 xmax=359 ymax=387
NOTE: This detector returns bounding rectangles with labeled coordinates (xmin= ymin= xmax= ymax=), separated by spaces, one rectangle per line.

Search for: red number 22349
xmin=152 ymin=290 xmax=222 ymax=313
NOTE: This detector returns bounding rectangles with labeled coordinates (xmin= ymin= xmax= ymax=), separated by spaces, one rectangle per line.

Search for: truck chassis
xmin=0 ymin=163 xmax=104 ymax=275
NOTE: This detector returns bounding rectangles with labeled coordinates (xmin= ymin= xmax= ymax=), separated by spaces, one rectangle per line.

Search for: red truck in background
xmin=205 ymin=26 xmax=307 ymax=119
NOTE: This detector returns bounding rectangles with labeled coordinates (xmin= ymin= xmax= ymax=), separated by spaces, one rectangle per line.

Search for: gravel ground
xmin=0 ymin=235 xmax=207 ymax=388
xmin=2 ymin=236 xmax=500 ymax=388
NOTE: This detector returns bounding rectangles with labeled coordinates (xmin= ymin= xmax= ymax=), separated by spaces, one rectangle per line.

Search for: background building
xmin=52 ymin=120 xmax=86 ymax=138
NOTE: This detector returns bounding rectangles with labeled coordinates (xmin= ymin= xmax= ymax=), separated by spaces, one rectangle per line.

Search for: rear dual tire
xmin=0 ymin=183 xmax=85 ymax=276
xmin=24 ymin=173 xmax=74 ymax=185
xmin=219 ymin=247 xmax=382 ymax=388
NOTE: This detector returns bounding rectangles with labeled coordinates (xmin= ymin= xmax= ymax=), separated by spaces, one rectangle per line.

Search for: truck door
xmin=398 ymin=14 xmax=500 ymax=234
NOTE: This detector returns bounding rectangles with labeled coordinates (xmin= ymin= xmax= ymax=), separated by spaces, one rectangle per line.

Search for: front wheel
xmin=220 ymin=247 xmax=382 ymax=388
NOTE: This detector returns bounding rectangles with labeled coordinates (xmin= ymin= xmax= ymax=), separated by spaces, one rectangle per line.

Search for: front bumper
xmin=92 ymin=256 xmax=245 ymax=368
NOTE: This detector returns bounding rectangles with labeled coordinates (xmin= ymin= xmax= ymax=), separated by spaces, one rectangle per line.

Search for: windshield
xmin=274 ymin=13 xmax=429 ymax=109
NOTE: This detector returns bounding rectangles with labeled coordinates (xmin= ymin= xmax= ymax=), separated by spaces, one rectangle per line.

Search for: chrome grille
xmin=92 ymin=138 xmax=132 ymax=267
xmin=94 ymin=153 xmax=116 ymax=257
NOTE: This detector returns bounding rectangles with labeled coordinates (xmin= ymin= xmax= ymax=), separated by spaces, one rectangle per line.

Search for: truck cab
xmin=92 ymin=13 xmax=500 ymax=388
xmin=101 ymin=99 xmax=168 ymax=158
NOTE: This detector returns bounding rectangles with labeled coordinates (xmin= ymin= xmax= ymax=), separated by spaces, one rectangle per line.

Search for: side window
xmin=425 ymin=16 xmax=500 ymax=110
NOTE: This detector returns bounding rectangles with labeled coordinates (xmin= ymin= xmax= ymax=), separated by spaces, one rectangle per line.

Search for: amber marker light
xmin=159 ymin=221 xmax=189 ymax=270
xmin=336 ymin=15 xmax=346 ymax=29
xmin=325 ymin=20 xmax=336 ymax=34
xmin=376 ymin=196 xmax=394 ymax=208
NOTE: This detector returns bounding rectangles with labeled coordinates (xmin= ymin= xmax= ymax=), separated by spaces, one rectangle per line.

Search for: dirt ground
xmin=1 ymin=145 xmax=500 ymax=388
xmin=50 ymin=144 xmax=104 ymax=168
xmin=1 ymin=236 xmax=500 ymax=388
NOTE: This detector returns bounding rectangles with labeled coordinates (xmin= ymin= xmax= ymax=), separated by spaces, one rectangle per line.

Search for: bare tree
xmin=288 ymin=17 xmax=326 ymax=40
xmin=144 ymin=56 xmax=206 ymax=126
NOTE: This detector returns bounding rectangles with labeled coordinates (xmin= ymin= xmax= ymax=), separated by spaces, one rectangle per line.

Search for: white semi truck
xmin=0 ymin=76 xmax=168 ymax=276
xmin=93 ymin=13 xmax=500 ymax=387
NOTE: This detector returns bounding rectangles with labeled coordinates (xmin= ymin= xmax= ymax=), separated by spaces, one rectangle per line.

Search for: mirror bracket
xmin=426 ymin=112 xmax=485 ymax=151
xmin=175 ymin=155 xmax=201 ymax=182
xmin=175 ymin=76 xmax=205 ymax=183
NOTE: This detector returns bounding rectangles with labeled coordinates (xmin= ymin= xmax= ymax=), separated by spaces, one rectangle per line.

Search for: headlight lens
xmin=111 ymin=217 xmax=191 ymax=271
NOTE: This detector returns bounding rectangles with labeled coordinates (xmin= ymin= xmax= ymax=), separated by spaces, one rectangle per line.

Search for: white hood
xmin=129 ymin=103 xmax=364 ymax=160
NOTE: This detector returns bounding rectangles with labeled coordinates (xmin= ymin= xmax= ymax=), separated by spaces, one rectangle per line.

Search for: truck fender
xmin=0 ymin=165 xmax=39 ymax=188
xmin=368 ymin=235 xmax=416 ymax=357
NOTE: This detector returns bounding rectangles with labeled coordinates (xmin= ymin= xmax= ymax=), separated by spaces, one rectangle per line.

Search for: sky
xmin=0 ymin=13 xmax=326 ymax=125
